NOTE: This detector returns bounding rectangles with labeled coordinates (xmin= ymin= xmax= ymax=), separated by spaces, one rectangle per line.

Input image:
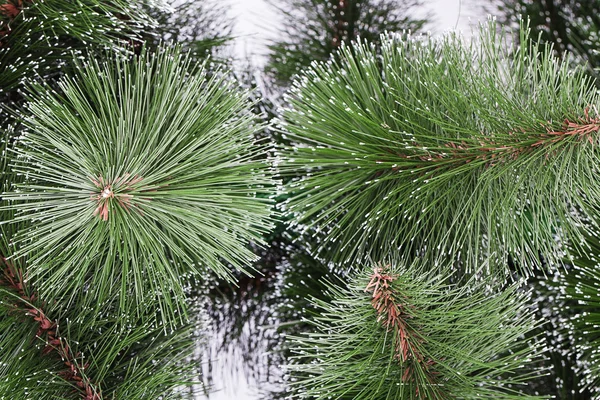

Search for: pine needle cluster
xmin=0 ymin=257 xmax=199 ymax=400
xmin=278 ymin=21 xmax=600 ymax=276
xmin=286 ymin=263 xmax=543 ymax=399
xmin=3 ymin=46 xmax=276 ymax=327
xmin=5 ymin=0 xmax=600 ymax=396
xmin=0 ymin=4 xmax=276 ymax=396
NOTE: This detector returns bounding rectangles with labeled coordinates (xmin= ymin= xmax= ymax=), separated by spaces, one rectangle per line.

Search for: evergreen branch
xmin=0 ymin=0 xmax=156 ymax=96
xmin=2 ymin=45 xmax=276 ymax=328
xmin=278 ymin=20 xmax=600 ymax=275
xmin=365 ymin=265 xmax=415 ymax=363
xmin=286 ymin=261 xmax=545 ymax=399
xmin=365 ymin=264 xmax=443 ymax=397
xmin=390 ymin=105 xmax=600 ymax=169
xmin=0 ymin=257 xmax=102 ymax=399
xmin=0 ymin=255 xmax=201 ymax=399
xmin=365 ymin=265 xmax=436 ymax=378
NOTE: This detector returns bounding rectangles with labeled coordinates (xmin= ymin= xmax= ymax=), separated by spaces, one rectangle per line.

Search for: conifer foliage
xmin=0 ymin=257 xmax=198 ymax=399
xmin=278 ymin=23 xmax=600 ymax=275
xmin=494 ymin=0 xmax=600 ymax=82
xmin=0 ymin=1 xmax=276 ymax=398
xmin=5 ymin=0 xmax=600 ymax=397
xmin=564 ymin=235 xmax=600 ymax=397
xmin=278 ymin=19 xmax=600 ymax=398
xmin=287 ymin=263 xmax=542 ymax=399
xmin=4 ymin=46 xmax=275 ymax=327
xmin=266 ymin=0 xmax=428 ymax=85
xmin=0 ymin=0 xmax=154 ymax=97
xmin=144 ymin=0 xmax=233 ymax=57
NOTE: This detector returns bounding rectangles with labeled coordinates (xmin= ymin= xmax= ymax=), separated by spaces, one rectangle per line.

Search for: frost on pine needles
xmin=562 ymin=234 xmax=600 ymax=398
xmin=278 ymin=21 xmax=600 ymax=276
xmin=2 ymin=46 xmax=276 ymax=327
xmin=286 ymin=262 xmax=543 ymax=399
xmin=0 ymin=0 xmax=156 ymax=94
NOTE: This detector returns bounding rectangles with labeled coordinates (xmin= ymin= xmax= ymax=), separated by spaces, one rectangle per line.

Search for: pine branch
xmin=2 ymin=45 xmax=276 ymax=328
xmin=0 ymin=254 xmax=201 ymax=399
xmin=0 ymin=0 xmax=156 ymax=97
xmin=286 ymin=262 xmax=544 ymax=399
xmin=404 ymin=106 xmax=599 ymax=165
xmin=0 ymin=257 xmax=102 ymax=399
xmin=365 ymin=265 xmax=443 ymax=396
xmin=278 ymin=20 xmax=600 ymax=275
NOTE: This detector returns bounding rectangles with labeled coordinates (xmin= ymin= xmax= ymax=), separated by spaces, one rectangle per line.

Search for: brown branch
xmin=0 ymin=0 xmax=21 ymax=19
xmin=331 ymin=0 xmax=348 ymax=48
xmin=0 ymin=257 xmax=102 ymax=400
xmin=365 ymin=264 xmax=443 ymax=398
xmin=426 ymin=107 xmax=599 ymax=168
xmin=0 ymin=0 xmax=26 ymax=43
xmin=376 ymin=107 xmax=600 ymax=179
xmin=365 ymin=265 xmax=418 ymax=363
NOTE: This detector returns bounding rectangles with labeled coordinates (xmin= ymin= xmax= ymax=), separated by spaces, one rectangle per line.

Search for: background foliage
xmin=265 ymin=0 xmax=429 ymax=86
xmin=492 ymin=0 xmax=600 ymax=82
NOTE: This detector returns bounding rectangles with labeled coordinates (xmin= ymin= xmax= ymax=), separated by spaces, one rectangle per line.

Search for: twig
xmin=365 ymin=264 xmax=442 ymax=398
xmin=0 ymin=257 xmax=102 ymax=400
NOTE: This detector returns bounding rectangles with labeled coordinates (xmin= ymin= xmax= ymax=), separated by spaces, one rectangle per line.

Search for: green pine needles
xmin=3 ymin=45 xmax=275 ymax=327
xmin=0 ymin=258 xmax=198 ymax=399
xmin=287 ymin=263 xmax=543 ymax=399
xmin=0 ymin=0 xmax=155 ymax=95
xmin=564 ymin=235 xmax=600 ymax=397
xmin=278 ymin=21 xmax=600 ymax=275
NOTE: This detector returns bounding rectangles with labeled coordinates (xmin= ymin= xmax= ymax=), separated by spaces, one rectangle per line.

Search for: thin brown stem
xmin=90 ymin=173 xmax=143 ymax=221
xmin=410 ymin=107 xmax=600 ymax=169
xmin=0 ymin=257 xmax=102 ymax=400
xmin=365 ymin=264 xmax=444 ymax=399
